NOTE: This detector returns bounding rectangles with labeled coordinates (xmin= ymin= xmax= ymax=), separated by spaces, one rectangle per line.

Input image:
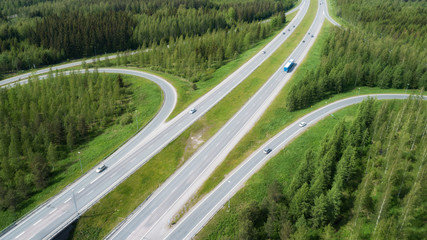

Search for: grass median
xmin=70 ymin=7 xmax=311 ymax=239
xmin=0 ymin=74 xmax=162 ymax=230
xmin=185 ymin=15 xmax=414 ymax=233
xmin=172 ymin=0 xmax=319 ymax=224
xmin=196 ymin=103 xmax=362 ymax=238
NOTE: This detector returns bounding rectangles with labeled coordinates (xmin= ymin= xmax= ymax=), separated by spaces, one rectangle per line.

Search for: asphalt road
xmin=0 ymin=0 xmax=312 ymax=239
xmin=0 ymin=69 xmax=176 ymax=240
xmin=166 ymin=94 xmax=424 ymax=240
xmin=106 ymin=0 xmax=333 ymax=239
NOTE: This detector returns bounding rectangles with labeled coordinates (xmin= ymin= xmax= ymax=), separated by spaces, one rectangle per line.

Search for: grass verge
xmin=0 ymin=74 xmax=162 ymax=231
xmin=70 ymin=5 xmax=316 ymax=238
xmin=195 ymin=103 xmax=362 ymax=239
xmin=326 ymin=0 xmax=347 ymax=26
xmin=185 ymin=17 xmax=415 ymax=225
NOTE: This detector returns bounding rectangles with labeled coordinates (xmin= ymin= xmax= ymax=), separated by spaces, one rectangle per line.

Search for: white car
xmin=189 ymin=108 xmax=197 ymax=114
xmin=96 ymin=164 xmax=107 ymax=173
xmin=263 ymin=148 xmax=272 ymax=154
xmin=299 ymin=122 xmax=307 ymax=127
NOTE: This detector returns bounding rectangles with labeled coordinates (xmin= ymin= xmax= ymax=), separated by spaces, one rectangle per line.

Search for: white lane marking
xmin=109 ymin=172 xmax=117 ymax=179
xmin=49 ymin=208 xmax=57 ymax=215
xmin=77 ymin=188 xmax=85 ymax=194
xmin=33 ymin=219 xmax=42 ymax=226
xmin=216 ymin=142 xmax=220 ymax=147
xmin=64 ymin=198 xmax=71 ymax=203
xmin=86 ymin=190 xmax=94 ymax=196
xmin=15 ymin=231 xmax=25 ymax=239
xmin=90 ymin=178 xmax=97 ymax=184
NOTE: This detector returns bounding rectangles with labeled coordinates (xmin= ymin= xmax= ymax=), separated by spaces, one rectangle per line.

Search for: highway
xmin=0 ymin=68 xmax=176 ymax=240
xmin=106 ymin=0 xmax=336 ymax=239
xmin=166 ymin=94 xmax=424 ymax=239
xmin=0 ymin=0 xmax=312 ymax=239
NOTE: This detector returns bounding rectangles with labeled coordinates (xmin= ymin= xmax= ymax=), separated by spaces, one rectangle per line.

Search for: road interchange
xmin=166 ymin=94 xmax=424 ymax=239
xmin=0 ymin=0 xmax=312 ymax=239
xmin=107 ymin=0 xmax=341 ymax=239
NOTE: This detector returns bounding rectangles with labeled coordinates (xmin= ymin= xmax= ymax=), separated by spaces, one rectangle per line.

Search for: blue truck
xmin=284 ymin=59 xmax=295 ymax=72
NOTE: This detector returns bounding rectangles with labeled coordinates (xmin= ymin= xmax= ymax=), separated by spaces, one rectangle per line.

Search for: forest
xmin=0 ymin=0 xmax=294 ymax=77
xmin=237 ymin=97 xmax=426 ymax=239
xmin=286 ymin=0 xmax=427 ymax=111
xmin=0 ymin=71 xmax=128 ymax=210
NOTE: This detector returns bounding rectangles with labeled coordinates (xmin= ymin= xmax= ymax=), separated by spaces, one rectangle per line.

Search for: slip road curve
xmin=166 ymin=94 xmax=426 ymax=240
xmin=1 ymin=0 xmax=312 ymax=238
xmin=106 ymin=0 xmax=329 ymax=239
xmin=0 ymin=68 xmax=177 ymax=240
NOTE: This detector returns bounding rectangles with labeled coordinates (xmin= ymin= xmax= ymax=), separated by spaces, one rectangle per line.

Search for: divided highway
xmin=166 ymin=94 xmax=424 ymax=239
xmin=107 ymin=0 xmax=332 ymax=239
xmin=0 ymin=1 xmax=310 ymax=239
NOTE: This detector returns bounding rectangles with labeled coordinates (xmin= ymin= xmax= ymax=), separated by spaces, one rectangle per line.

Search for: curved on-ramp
xmin=0 ymin=68 xmax=177 ymax=240
xmin=166 ymin=94 xmax=425 ymax=239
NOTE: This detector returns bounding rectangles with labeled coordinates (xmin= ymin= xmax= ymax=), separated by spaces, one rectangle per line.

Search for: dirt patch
xmin=179 ymin=126 xmax=209 ymax=166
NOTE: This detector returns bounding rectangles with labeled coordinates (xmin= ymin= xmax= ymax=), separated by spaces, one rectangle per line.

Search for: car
xmin=262 ymin=50 xmax=266 ymax=54
xmin=299 ymin=122 xmax=307 ymax=127
xmin=311 ymin=34 xmax=314 ymax=38
xmin=96 ymin=164 xmax=107 ymax=173
xmin=308 ymin=32 xmax=310 ymax=35
xmin=293 ymin=25 xmax=295 ymax=28
xmin=263 ymin=148 xmax=272 ymax=154
xmin=302 ymin=40 xmax=305 ymax=43
xmin=189 ymin=108 xmax=197 ymax=114
xmin=282 ymin=32 xmax=286 ymax=35
xmin=288 ymin=29 xmax=291 ymax=31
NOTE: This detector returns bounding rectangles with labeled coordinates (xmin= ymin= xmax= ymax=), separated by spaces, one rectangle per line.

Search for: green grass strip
xmin=196 ymin=103 xmax=362 ymax=239
xmin=71 ymin=8 xmax=312 ymax=239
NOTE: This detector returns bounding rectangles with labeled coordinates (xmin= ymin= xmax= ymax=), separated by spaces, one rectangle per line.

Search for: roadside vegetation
xmin=0 ymin=0 xmax=294 ymax=79
xmin=70 ymin=2 xmax=315 ymax=238
xmin=287 ymin=0 xmax=427 ymax=111
xmin=198 ymin=97 xmax=426 ymax=239
xmin=195 ymin=0 xmax=427 ymax=238
xmin=0 ymin=72 xmax=162 ymax=230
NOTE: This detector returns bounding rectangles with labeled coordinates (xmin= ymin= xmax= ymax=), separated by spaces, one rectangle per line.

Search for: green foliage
xmin=0 ymin=0 xmax=294 ymax=75
xmin=286 ymin=0 xmax=427 ymax=111
xmin=220 ymin=96 xmax=427 ymax=239
xmin=0 ymin=70 xmax=128 ymax=211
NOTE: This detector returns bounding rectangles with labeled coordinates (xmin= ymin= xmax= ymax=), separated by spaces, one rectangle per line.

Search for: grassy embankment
xmin=196 ymin=102 xmax=362 ymax=238
xmin=81 ymin=14 xmax=297 ymax=120
xmin=326 ymin=0 xmax=348 ymax=26
xmin=0 ymin=74 xmax=162 ymax=230
xmin=70 ymin=5 xmax=317 ymax=239
xmin=190 ymin=18 xmax=413 ymax=210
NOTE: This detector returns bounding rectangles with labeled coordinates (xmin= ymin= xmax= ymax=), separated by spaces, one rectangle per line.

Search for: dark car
xmin=263 ymin=148 xmax=272 ymax=154
xmin=96 ymin=164 xmax=107 ymax=173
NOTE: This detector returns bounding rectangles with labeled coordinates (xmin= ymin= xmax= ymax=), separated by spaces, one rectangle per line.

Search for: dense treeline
xmin=34 ymin=11 xmax=135 ymax=58
xmin=0 ymin=0 xmax=294 ymax=76
xmin=287 ymin=0 xmax=427 ymax=111
xmin=237 ymin=97 xmax=426 ymax=239
xmin=0 ymin=71 xmax=127 ymax=210
xmin=129 ymin=17 xmax=284 ymax=83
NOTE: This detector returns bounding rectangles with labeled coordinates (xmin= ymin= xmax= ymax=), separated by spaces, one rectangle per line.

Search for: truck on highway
xmin=284 ymin=59 xmax=295 ymax=72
